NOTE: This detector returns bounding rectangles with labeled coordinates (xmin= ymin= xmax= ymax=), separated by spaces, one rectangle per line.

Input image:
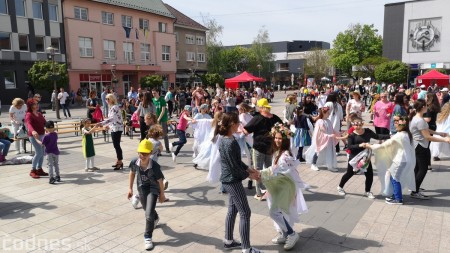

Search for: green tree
xmin=248 ymin=26 xmax=274 ymax=78
xmin=28 ymin=61 xmax=68 ymax=92
xmin=140 ymin=75 xmax=163 ymax=90
xmin=201 ymin=73 xmax=224 ymax=86
xmin=202 ymin=15 xmax=225 ymax=74
xmin=329 ymin=23 xmax=383 ymax=77
xmin=375 ymin=60 xmax=409 ymax=84
xmin=355 ymin=56 xmax=389 ymax=80
xmin=304 ymin=48 xmax=331 ymax=84
xmin=221 ymin=46 xmax=251 ymax=73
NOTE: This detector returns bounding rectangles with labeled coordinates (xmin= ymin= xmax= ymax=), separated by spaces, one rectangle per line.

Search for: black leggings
xmin=375 ymin=126 xmax=390 ymax=135
xmin=414 ymin=144 xmax=431 ymax=192
xmin=339 ymin=162 xmax=374 ymax=192
xmin=167 ymin=101 xmax=174 ymax=117
xmin=139 ymin=117 xmax=149 ymax=141
xmin=111 ymin=131 xmax=123 ymax=160
xmin=140 ymin=190 xmax=159 ymax=239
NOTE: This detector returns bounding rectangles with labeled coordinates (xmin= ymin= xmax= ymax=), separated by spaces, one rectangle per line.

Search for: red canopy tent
xmin=416 ymin=69 xmax=449 ymax=87
xmin=225 ymin=71 xmax=266 ymax=89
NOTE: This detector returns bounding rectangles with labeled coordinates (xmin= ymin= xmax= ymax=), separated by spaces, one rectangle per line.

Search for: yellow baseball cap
xmin=137 ymin=139 xmax=153 ymax=153
xmin=257 ymin=98 xmax=271 ymax=108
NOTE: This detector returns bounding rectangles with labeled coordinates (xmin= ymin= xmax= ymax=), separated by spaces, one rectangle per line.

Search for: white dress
xmin=430 ymin=117 xmax=450 ymax=158
xmin=192 ymin=119 xmax=214 ymax=170
xmin=304 ymin=119 xmax=338 ymax=169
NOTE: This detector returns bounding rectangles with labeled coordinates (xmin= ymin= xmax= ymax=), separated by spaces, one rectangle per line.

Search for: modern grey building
xmin=0 ymin=0 xmax=65 ymax=104
xmin=383 ymin=0 xmax=450 ymax=82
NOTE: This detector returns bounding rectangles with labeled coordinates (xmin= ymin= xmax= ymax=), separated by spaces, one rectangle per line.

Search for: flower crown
xmin=271 ymin=123 xmax=294 ymax=139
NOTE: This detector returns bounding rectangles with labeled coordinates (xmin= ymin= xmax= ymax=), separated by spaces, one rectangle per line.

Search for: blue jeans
xmin=390 ymin=176 xmax=402 ymax=201
xmin=0 ymin=139 xmax=11 ymax=156
xmin=61 ymin=103 xmax=71 ymax=117
xmin=172 ymin=130 xmax=186 ymax=156
xmin=29 ymin=135 xmax=44 ymax=169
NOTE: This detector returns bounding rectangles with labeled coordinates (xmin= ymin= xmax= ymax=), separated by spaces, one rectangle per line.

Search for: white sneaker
xmin=271 ymin=233 xmax=286 ymax=244
xmin=310 ymin=164 xmax=319 ymax=171
xmin=144 ymin=238 xmax=153 ymax=250
xmin=365 ymin=192 xmax=375 ymax=199
xmin=284 ymin=232 xmax=299 ymax=250
xmin=328 ymin=167 xmax=338 ymax=172
xmin=154 ymin=217 xmax=160 ymax=229
xmin=171 ymin=153 xmax=177 ymax=162
xmin=131 ymin=194 xmax=140 ymax=209
xmin=337 ymin=186 xmax=346 ymax=196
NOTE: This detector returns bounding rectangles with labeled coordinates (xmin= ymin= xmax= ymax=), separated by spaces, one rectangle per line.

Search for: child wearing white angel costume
xmin=260 ymin=123 xmax=309 ymax=250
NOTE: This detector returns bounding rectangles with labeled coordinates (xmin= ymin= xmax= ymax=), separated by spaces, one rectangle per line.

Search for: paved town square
xmin=1 ymin=91 xmax=449 ymax=252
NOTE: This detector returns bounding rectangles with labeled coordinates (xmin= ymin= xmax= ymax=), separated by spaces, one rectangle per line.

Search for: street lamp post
xmin=47 ymin=46 xmax=60 ymax=119
xmin=257 ymin=64 xmax=262 ymax=77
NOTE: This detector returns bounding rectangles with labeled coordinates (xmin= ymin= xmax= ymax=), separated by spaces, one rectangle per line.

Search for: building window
xmin=32 ymin=1 xmax=42 ymax=19
xmin=158 ymin=22 xmax=167 ymax=33
xmin=102 ymin=11 xmax=113 ymax=25
xmin=185 ymin=34 xmax=195 ymax=45
xmin=123 ymin=42 xmax=134 ymax=62
xmin=4 ymin=71 xmax=16 ymax=89
xmin=51 ymin=38 xmax=59 ymax=52
xmin=139 ymin=18 xmax=149 ymax=30
xmin=121 ymin=15 xmax=132 ymax=28
xmin=278 ymin=63 xmax=289 ymax=71
xmin=197 ymin=53 xmax=205 ymax=62
xmin=103 ymin=40 xmax=115 ymax=59
xmin=79 ymin=37 xmax=93 ymax=57
xmin=140 ymin=43 xmax=150 ymax=62
xmin=176 ymin=50 xmax=179 ymax=61
xmin=19 ymin=34 xmax=28 ymax=51
xmin=74 ymin=7 xmax=88 ymax=20
xmin=162 ymin=45 xmax=170 ymax=61
xmin=15 ymin=0 xmax=26 ymax=17
xmin=0 ymin=0 xmax=8 ymax=14
xmin=0 ymin=32 xmax=11 ymax=50
xmin=48 ymin=4 xmax=58 ymax=21
xmin=196 ymin=36 xmax=205 ymax=45
xmin=35 ymin=36 xmax=45 ymax=52
xmin=186 ymin=52 xmax=195 ymax=62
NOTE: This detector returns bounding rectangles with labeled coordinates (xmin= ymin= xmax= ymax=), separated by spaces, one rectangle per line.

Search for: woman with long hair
xmin=430 ymin=103 xmax=450 ymax=160
xmin=390 ymin=92 xmax=408 ymax=135
xmin=424 ymin=93 xmax=441 ymax=163
xmin=326 ymin=93 xmax=344 ymax=153
xmin=346 ymin=91 xmax=365 ymax=123
xmin=409 ymin=99 xmax=450 ymax=200
xmin=137 ymin=92 xmax=155 ymax=141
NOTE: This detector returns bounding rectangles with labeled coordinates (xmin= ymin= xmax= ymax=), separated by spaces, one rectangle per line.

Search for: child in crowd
xmin=128 ymin=139 xmax=166 ymax=251
xmin=293 ymin=105 xmax=312 ymax=162
xmin=170 ymin=105 xmax=196 ymax=163
xmin=218 ymin=112 xmax=261 ymax=253
xmin=262 ymin=123 xmax=308 ymax=250
xmin=305 ymin=104 xmax=347 ymax=172
xmin=39 ymin=121 xmax=60 ymax=184
xmin=337 ymin=116 xmax=390 ymax=198
xmin=364 ymin=115 xmax=416 ymax=205
xmin=193 ymin=104 xmax=212 ymax=158
xmin=82 ymin=118 xmax=99 ymax=172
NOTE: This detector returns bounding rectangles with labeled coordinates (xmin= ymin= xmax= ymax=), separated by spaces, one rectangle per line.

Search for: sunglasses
xmin=351 ymin=121 xmax=364 ymax=126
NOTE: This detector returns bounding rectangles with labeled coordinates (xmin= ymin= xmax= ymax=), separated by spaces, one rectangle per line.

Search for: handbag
xmin=91 ymin=106 xmax=104 ymax=123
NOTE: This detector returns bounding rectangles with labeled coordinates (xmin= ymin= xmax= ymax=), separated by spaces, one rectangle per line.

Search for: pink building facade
xmin=63 ymin=0 xmax=176 ymax=97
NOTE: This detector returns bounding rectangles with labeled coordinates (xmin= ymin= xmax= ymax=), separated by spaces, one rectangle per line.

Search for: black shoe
xmin=55 ymin=176 xmax=61 ymax=182
xmin=49 ymin=177 xmax=56 ymax=184
xmin=224 ymin=240 xmax=241 ymax=250
xmin=247 ymin=180 xmax=253 ymax=190
xmin=433 ymin=157 xmax=440 ymax=161
xmin=193 ymin=164 xmax=198 ymax=169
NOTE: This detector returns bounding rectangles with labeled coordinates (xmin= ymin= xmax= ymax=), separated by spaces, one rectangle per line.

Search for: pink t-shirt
xmin=177 ymin=112 xmax=189 ymax=131
xmin=373 ymin=101 xmax=393 ymax=129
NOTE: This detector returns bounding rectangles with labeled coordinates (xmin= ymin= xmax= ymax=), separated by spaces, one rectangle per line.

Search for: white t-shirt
xmin=255 ymin=87 xmax=263 ymax=98
xmin=9 ymin=104 xmax=28 ymax=122
xmin=58 ymin=92 xmax=70 ymax=104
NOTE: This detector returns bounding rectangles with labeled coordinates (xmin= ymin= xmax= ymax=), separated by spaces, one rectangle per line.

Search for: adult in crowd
xmin=215 ymin=83 xmax=223 ymax=98
xmin=97 ymin=94 xmax=124 ymax=170
xmin=192 ymin=87 xmax=208 ymax=114
xmin=346 ymin=91 xmax=365 ymax=123
xmin=9 ymin=98 xmax=27 ymax=154
xmin=325 ymin=93 xmax=344 ymax=153
xmin=25 ymin=98 xmax=48 ymax=179
xmin=127 ymin=86 xmax=138 ymax=101
xmin=430 ymin=103 xmax=450 ymax=161
xmin=0 ymin=125 xmax=11 ymax=162
xmin=225 ymin=91 xmax=237 ymax=113
xmin=418 ymin=84 xmax=427 ymax=100
xmin=244 ymin=98 xmax=283 ymax=200
xmin=101 ymin=87 xmax=109 ymax=117
xmin=86 ymin=90 xmax=99 ymax=122
xmin=51 ymin=89 xmax=57 ymax=111
xmin=152 ymin=89 xmax=170 ymax=153
xmin=424 ymin=93 xmax=441 ymax=165
xmin=441 ymin=87 xmax=450 ymax=105
xmin=137 ymin=92 xmax=155 ymax=141
xmin=33 ymin=94 xmax=45 ymax=114
xmin=390 ymin=93 xmax=408 ymax=135
xmin=299 ymin=94 xmax=317 ymax=118
xmin=373 ymin=92 xmax=393 ymax=135
xmin=175 ymin=87 xmax=187 ymax=117
xmin=409 ymin=99 xmax=450 ymax=200
xmin=58 ymin=87 xmax=71 ymax=119
xmin=76 ymin=88 xmax=83 ymax=106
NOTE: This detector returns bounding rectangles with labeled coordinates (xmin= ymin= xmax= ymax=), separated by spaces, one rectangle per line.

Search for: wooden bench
xmin=54 ymin=121 xmax=82 ymax=136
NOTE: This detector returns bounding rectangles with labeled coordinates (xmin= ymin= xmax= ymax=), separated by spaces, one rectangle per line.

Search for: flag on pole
xmin=123 ymin=27 xmax=131 ymax=39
